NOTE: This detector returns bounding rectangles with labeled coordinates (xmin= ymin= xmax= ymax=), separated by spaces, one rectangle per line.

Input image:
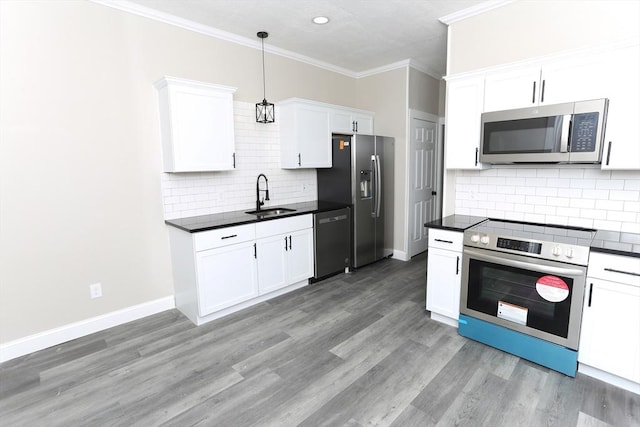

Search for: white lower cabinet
xmin=286 ymin=228 xmax=314 ymax=283
xmin=196 ymin=241 xmax=258 ymax=316
xmin=426 ymin=228 xmax=464 ymax=327
xmin=256 ymin=216 xmax=314 ymax=294
xmin=168 ymin=214 xmax=313 ymax=325
xmin=578 ymin=252 xmax=640 ymax=393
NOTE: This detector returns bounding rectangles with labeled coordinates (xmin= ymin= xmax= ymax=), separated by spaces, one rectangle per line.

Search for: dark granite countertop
xmin=165 ymin=201 xmax=350 ymax=233
xmin=424 ymin=215 xmax=487 ymax=232
xmin=590 ymin=230 xmax=640 ymax=258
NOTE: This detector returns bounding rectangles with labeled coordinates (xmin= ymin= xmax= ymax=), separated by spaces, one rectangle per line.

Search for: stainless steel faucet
xmin=256 ymin=173 xmax=269 ymax=212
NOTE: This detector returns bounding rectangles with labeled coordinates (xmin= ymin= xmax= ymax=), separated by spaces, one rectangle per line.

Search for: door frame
xmin=404 ymin=109 xmax=442 ymax=258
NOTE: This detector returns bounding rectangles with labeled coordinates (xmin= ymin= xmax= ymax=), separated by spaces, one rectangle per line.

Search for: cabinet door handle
xmin=232 ymin=152 xmax=236 ymax=168
xmin=298 ymin=153 xmax=301 ymax=167
xmin=435 ymin=239 xmax=453 ymax=244
xmin=604 ymin=267 xmax=640 ymax=277
xmin=456 ymin=256 xmax=460 ymax=275
xmin=540 ymin=80 xmax=545 ymax=103
xmin=284 ymin=236 xmax=288 ymax=251
xmin=532 ymin=81 xmax=536 ymax=104
xmin=253 ymin=243 xmax=257 ymax=258
xmin=288 ymin=235 xmax=292 ymax=250
xmin=606 ymin=141 xmax=612 ymax=166
xmin=587 ymin=282 xmax=593 ymax=307
xmin=475 ymin=147 xmax=479 ymax=166
xmin=221 ymin=234 xmax=238 ymax=240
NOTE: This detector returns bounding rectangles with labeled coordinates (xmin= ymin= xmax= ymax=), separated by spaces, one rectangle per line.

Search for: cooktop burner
xmin=464 ymin=219 xmax=596 ymax=265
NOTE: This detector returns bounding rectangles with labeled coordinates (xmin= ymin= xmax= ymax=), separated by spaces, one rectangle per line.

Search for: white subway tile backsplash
xmin=581 ymin=189 xmax=610 ymax=200
xmin=547 ymin=197 xmax=570 ymax=207
xmin=595 ymin=180 xmax=625 ymax=190
xmin=610 ymin=190 xmax=640 ymax=201
xmin=455 ymin=167 xmax=640 ymax=232
xmin=595 ymin=199 xmax=624 ymax=211
xmin=570 ymin=198 xmax=595 ymax=209
xmin=557 ymin=188 xmax=582 ymax=198
xmin=624 ymin=180 xmax=640 ymax=191
xmin=569 ymin=178 xmax=596 ymax=189
xmin=624 ymin=201 xmax=640 ymax=212
xmin=558 ymin=169 xmax=585 ymax=178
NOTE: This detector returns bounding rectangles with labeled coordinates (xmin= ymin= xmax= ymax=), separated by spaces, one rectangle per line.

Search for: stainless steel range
xmin=458 ymin=219 xmax=597 ymax=377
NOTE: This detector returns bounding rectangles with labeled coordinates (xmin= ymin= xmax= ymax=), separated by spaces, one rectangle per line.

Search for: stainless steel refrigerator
xmin=317 ymin=134 xmax=394 ymax=268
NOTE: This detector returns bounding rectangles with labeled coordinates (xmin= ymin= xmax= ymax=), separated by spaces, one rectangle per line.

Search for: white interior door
xmin=408 ymin=113 xmax=437 ymax=257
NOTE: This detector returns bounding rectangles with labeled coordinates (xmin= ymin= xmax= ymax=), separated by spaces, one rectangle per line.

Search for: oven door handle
xmin=464 ymin=248 xmax=585 ymax=277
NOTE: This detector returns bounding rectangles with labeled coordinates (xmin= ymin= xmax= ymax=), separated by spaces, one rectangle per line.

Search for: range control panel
xmin=496 ymin=237 xmax=542 ymax=254
xmin=464 ymin=232 xmax=590 ymax=266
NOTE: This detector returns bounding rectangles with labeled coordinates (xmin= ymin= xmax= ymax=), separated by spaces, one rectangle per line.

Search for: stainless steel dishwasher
xmin=313 ymin=207 xmax=351 ymax=280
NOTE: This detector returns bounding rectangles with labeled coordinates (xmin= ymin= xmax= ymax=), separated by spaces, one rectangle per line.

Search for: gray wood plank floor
xmin=1 ymin=254 xmax=639 ymax=426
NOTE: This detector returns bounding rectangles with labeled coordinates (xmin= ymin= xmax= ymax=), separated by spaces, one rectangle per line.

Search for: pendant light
xmin=256 ymin=31 xmax=275 ymax=123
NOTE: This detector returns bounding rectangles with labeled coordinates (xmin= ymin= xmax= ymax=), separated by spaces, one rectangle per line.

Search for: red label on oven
xmin=536 ymin=275 xmax=569 ymax=302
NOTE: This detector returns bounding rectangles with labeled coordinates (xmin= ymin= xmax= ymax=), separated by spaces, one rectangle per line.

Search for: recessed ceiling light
xmin=312 ymin=16 xmax=330 ymax=25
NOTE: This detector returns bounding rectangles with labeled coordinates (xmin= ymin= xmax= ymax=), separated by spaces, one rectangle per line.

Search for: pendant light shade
xmin=256 ymin=31 xmax=275 ymax=123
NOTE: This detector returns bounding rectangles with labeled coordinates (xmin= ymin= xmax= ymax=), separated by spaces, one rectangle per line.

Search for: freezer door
xmin=352 ymin=134 xmax=376 ymax=267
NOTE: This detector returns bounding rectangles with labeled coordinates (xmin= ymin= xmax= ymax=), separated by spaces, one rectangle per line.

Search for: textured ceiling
xmin=120 ymin=0 xmax=494 ymax=77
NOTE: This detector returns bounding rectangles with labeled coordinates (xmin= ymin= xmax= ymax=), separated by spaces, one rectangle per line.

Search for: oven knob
xmin=480 ymin=235 xmax=490 ymax=245
xmin=552 ymin=246 xmax=562 ymax=256
xmin=470 ymin=234 xmax=480 ymax=243
xmin=565 ymin=248 xmax=574 ymax=258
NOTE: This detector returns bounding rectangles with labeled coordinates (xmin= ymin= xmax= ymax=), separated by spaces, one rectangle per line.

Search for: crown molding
xmin=91 ymin=0 xmax=448 ymax=80
xmin=439 ymin=0 xmax=515 ymax=25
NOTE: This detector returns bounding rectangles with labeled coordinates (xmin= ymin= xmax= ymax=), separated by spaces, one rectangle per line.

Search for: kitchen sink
xmin=245 ymin=207 xmax=296 ymax=217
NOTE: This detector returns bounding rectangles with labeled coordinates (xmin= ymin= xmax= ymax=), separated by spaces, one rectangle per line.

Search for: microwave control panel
xmin=570 ymin=112 xmax=599 ymax=153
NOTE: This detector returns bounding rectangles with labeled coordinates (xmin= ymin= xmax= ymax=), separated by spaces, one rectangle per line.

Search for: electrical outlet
xmin=89 ymin=283 xmax=102 ymax=299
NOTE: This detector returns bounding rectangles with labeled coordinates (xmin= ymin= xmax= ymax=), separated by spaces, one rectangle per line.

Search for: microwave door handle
xmin=464 ymin=248 xmax=585 ymax=277
xmin=560 ymin=114 xmax=572 ymax=153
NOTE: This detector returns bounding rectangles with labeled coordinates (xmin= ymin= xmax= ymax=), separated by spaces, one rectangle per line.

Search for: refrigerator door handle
xmin=370 ymin=155 xmax=376 ymax=217
xmin=375 ymin=154 xmax=382 ymax=218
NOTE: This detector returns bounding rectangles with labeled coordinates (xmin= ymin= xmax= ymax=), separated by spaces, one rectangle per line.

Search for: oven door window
xmin=466 ymin=258 xmax=573 ymax=338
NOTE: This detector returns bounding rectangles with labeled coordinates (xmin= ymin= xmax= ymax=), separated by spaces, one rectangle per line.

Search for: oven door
xmin=460 ymin=247 xmax=587 ymax=350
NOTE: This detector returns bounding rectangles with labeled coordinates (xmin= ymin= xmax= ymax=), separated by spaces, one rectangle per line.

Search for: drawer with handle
xmin=194 ymin=224 xmax=256 ymax=251
xmin=428 ymin=228 xmax=463 ymax=251
xmin=588 ymin=252 xmax=640 ymax=287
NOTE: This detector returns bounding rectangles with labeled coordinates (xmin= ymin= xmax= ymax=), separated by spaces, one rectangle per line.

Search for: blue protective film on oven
xmin=458 ymin=314 xmax=578 ymax=377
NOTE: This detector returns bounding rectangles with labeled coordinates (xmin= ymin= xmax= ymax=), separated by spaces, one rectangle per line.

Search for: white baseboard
xmin=0 ymin=296 xmax=175 ymax=363
xmin=392 ymin=250 xmax=410 ymax=261
xmin=578 ymin=363 xmax=640 ymax=395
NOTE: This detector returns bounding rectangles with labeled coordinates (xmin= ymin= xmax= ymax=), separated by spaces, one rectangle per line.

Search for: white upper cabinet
xmin=155 ymin=77 xmax=236 ymax=172
xmin=330 ymin=108 xmax=374 ymax=135
xmin=600 ymin=44 xmax=640 ymax=170
xmin=444 ymin=76 xmax=486 ymax=169
xmin=483 ymin=66 xmax=542 ymax=112
xmin=279 ymin=99 xmax=332 ymax=168
xmin=483 ymin=55 xmax=611 ymax=112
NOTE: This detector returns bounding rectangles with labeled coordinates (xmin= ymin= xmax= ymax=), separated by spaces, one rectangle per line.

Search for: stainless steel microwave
xmin=480 ymin=99 xmax=609 ymax=164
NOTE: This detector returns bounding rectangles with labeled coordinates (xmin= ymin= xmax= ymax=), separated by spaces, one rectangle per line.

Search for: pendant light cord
xmin=261 ymin=36 xmax=266 ymax=101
